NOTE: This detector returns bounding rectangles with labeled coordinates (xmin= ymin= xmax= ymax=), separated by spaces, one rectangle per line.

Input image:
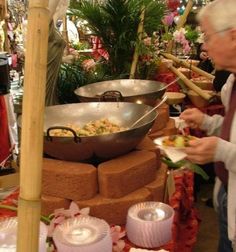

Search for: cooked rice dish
xmin=50 ymin=118 xmax=126 ymax=137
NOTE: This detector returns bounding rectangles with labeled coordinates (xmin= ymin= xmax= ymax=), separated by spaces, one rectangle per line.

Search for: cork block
xmin=148 ymin=130 xmax=164 ymax=140
xmin=163 ymin=118 xmax=177 ymax=136
xmin=145 ymin=163 xmax=168 ymax=202
xmin=136 ymin=137 xmax=161 ymax=169
xmin=41 ymin=194 xmax=71 ymax=216
xmin=98 ymin=151 xmax=157 ymax=198
xmin=157 ymin=102 xmax=169 ymax=122
xmin=42 ymin=158 xmax=98 ymax=201
xmin=150 ymin=109 xmax=168 ymax=132
xmin=77 ymin=188 xmax=152 ymax=225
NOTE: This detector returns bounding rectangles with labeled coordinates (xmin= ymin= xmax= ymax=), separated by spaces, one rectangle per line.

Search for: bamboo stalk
xmin=62 ymin=15 xmax=69 ymax=55
xmin=17 ymin=0 xmax=49 ymax=252
xmin=168 ymin=65 xmax=213 ymax=100
xmin=161 ymin=52 xmax=215 ymax=80
xmin=129 ymin=6 xmax=145 ymax=79
xmin=176 ymin=0 xmax=194 ymax=30
xmin=17 ymin=199 xmax=42 ymax=252
xmin=3 ymin=0 xmax=9 ymax=52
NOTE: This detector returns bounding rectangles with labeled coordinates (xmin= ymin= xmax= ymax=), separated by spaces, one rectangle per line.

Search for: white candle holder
xmin=126 ymin=202 xmax=174 ymax=248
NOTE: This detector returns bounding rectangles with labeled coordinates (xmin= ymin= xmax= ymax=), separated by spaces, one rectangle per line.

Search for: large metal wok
xmin=74 ymin=79 xmax=166 ymax=106
xmin=44 ymin=102 xmax=157 ymax=162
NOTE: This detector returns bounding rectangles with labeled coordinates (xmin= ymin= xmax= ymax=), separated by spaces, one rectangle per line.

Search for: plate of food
xmin=154 ymin=134 xmax=197 ymax=149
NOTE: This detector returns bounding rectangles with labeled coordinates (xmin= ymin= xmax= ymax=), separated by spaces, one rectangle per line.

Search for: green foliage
xmin=69 ymin=0 xmax=166 ymax=78
xmin=57 ymin=56 xmax=112 ymax=104
xmin=162 ymin=157 xmax=209 ymax=180
xmin=57 ymin=61 xmax=86 ymax=104
xmin=185 ymin=25 xmax=200 ymax=43
xmin=71 ymin=41 xmax=90 ymax=50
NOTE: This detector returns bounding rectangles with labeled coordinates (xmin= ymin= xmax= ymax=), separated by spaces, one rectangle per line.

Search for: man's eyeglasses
xmin=203 ymin=28 xmax=232 ymax=43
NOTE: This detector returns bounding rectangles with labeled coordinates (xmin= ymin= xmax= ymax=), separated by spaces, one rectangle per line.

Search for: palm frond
xmin=70 ymin=0 xmax=166 ymax=78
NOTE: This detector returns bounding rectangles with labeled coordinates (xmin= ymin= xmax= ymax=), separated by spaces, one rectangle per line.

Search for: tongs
xmin=130 ymin=95 xmax=168 ymax=129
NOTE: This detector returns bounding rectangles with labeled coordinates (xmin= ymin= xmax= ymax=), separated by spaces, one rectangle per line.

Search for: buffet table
xmin=0 ymin=169 xmax=199 ymax=252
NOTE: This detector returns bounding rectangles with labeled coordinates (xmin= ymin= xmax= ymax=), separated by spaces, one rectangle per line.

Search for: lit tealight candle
xmin=65 ymin=226 xmax=96 ymax=245
xmin=138 ymin=208 xmax=166 ymax=221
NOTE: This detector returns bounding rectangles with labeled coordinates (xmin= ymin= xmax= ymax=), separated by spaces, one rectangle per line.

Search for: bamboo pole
xmin=129 ymin=6 xmax=145 ymax=79
xmin=17 ymin=0 xmax=49 ymax=252
xmin=62 ymin=15 xmax=69 ymax=55
xmin=161 ymin=52 xmax=215 ymax=80
xmin=3 ymin=0 xmax=10 ymax=52
xmin=176 ymin=0 xmax=194 ymax=30
xmin=0 ymin=0 xmax=4 ymax=20
xmin=168 ymin=65 xmax=213 ymax=101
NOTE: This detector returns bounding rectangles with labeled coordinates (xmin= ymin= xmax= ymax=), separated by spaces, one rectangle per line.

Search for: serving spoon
xmin=130 ymin=95 xmax=168 ymax=129
xmin=158 ymin=77 xmax=180 ymax=91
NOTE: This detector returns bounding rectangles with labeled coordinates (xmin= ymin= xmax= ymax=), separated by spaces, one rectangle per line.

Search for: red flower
xmin=167 ymin=0 xmax=180 ymax=11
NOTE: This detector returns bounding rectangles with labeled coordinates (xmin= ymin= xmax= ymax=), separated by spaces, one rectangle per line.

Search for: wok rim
xmin=74 ymin=79 xmax=166 ymax=99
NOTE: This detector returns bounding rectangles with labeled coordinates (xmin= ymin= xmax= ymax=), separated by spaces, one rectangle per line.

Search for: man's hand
xmin=200 ymin=51 xmax=209 ymax=61
xmin=180 ymin=108 xmax=205 ymax=129
xmin=184 ymin=136 xmax=218 ymax=164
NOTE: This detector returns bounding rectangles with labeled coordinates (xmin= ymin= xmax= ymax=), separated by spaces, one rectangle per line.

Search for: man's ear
xmin=230 ymin=28 xmax=236 ymax=42
xmin=229 ymin=29 xmax=236 ymax=51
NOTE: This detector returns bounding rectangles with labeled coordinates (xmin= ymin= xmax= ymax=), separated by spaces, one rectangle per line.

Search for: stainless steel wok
xmin=74 ymin=79 xmax=166 ymax=106
xmin=44 ymin=102 xmax=157 ymax=162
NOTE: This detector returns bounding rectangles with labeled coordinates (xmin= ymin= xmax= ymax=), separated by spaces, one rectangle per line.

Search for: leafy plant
xmin=185 ymin=25 xmax=200 ymax=44
xmin=69 ymin=0 xmax=166 ymax=78
xmin=57 ymin=55 xmax=111 ymax=104
xmin=162 ymin=157 xmax=209 ymax=180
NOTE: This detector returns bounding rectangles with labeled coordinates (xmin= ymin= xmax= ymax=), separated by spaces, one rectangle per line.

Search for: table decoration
xmin=126 ymin=202 xmax=174 ymax=248
xmin=0 ymin=217 xmax=47 ymax=252
xmin=0 ymin=170 xmax=201 ymax=252
xmin=52 ymin=216 xmax=112 ymax=252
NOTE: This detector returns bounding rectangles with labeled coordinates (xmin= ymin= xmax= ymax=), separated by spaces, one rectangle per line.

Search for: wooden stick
xmin=17 ymin=0 xmax=49 ymax=251
xmin=161 ymin=52 xmax=215 ymax=80
xmin=168 ymin=65 xmax=213 ymax=100
xmin=130 ymin=6 xmax=145 ymax=79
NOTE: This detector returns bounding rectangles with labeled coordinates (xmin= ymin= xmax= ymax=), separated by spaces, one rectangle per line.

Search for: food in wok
xmin=50 ymin=118 xmax=127 ymax=137
xmin=43 ymin=102 xmax=157 ymax=162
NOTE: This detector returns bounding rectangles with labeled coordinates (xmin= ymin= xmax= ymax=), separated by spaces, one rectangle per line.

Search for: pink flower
xmin=143 ymin=37 xmax=152 ymax=46
xmin=183 ymin=41 xmax=191 ymax=54
xmin=47 ymin=202 xmax=90 ymax=237
xmin=162 ymin=13 xmax=174 ymax=26
xmin=110 ymin=225 xmax=126 ymax=252
xmin=82 ymin=59 xmax=96 ymax=71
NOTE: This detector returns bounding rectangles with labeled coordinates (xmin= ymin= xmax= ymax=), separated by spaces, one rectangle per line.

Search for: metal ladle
xmin=158 ymin=77 xmax=180 ymax=91
xmin=130 ymin=95 xmax=168 ymax=129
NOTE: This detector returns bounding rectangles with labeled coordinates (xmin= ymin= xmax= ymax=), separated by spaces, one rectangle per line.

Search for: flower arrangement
xmin=173 ymin=28 xmax=191 ymax=55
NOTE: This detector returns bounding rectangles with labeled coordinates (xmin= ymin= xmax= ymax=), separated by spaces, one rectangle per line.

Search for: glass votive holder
xmin=53 ymin=215 xmax=112 ymax=252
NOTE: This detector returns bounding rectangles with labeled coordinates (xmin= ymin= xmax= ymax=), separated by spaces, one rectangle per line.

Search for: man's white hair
xmin=197 ymin=0 xmax=236 ymax=32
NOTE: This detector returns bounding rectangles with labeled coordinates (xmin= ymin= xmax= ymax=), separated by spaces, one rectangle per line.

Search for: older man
xmin=180 ymin=0 xmax=236 ymax=251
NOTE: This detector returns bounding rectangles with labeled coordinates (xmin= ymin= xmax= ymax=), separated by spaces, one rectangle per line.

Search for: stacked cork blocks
xmin=150 ymin=101 xmax=177 ymax=139
xmin=42 ymin=101 xmax=174 ymax=225
xmin=42 ymin=137 xmax=168 ymax=225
